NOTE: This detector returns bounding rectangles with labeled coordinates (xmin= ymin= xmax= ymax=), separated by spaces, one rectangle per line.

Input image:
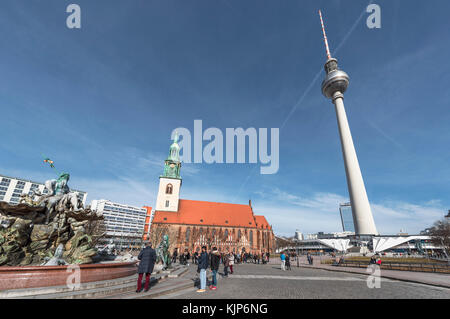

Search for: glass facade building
xmin=339 ymin=202 xmax=355 ymax=233
xmin=91 ymin=199 xmax=150 ymax=250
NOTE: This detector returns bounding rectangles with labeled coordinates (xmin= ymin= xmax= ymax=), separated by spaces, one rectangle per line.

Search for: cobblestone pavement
xmin=161 ymin=263 xmax=450 ymax=299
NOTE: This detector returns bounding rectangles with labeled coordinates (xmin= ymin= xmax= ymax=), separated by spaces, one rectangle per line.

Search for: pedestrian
xmin=286 ymin=253 xmax=291 ymax=270
xmin=266 ymin=252 xmax=270 ymax=263
xmin=194 ymin=250 xmax=199 ymax=265
xmin=172 ymin=248 xmax=178 ymax=264
xmin=223 ymin=250 xmax=230 ymax=277
xmin=280 ymin=251 xmax=286 ymax=271
xmin=136 ymin=241 xmax=157 ymax=293
xmin=229 ymin=251 xmax=235 ymax=274
xmin=376 ymin=255 xmax=382 ymax=266
xmin=197 ymin=246 xmax=209 ymax=293
xmin=209 ymin=247 xmax=220 ymax=290
xmin=307 ymin=252 xmax=312 ymax=265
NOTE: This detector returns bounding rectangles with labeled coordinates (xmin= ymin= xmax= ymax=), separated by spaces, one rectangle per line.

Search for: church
xmin=149 ymin=133 xmax=275 ymax=255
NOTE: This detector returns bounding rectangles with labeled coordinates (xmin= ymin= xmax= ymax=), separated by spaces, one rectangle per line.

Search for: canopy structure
xmin=317 ymin=239 xmax=353 ymax=252
xmin=372 ymin=236 xmax=429 ymax=253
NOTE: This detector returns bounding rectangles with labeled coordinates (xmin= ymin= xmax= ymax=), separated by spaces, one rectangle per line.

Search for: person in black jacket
xmin=209 ymin=247 xmax=220 ymax=290
xmin=197 ymin=246 xmax=209 ymax=292
xmin=136 ymin=241 xmax=157 ymax=293
xmin=172 ymin=248 xmax=178 ymax=264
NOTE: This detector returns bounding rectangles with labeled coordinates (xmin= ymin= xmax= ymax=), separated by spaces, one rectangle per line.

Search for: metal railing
xmin=333 ymin=260 xmax=450 ymax=274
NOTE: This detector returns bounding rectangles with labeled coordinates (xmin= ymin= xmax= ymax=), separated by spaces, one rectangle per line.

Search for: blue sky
xmin=0 ymin=0 xmax=449 ymax=236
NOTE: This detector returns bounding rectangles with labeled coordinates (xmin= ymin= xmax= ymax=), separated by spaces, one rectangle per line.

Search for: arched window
xmin=238 ymin=229 xmax=241 ymax=240
xmin=249 ymin=230 xmax=253 ymax=246
xmin=166 ymin=184 xmax=173 ymax=194
xmin=224 ymin=229 xmax=228 ymax=239
xmin=185 ymin=227 xmax=191 ymax=242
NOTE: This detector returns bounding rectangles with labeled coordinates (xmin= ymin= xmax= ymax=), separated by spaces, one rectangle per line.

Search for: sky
xmin=0 ymin=0 xmax=449 ymax=236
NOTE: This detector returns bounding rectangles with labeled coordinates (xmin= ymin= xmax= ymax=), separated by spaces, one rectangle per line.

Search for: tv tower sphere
xmin=318 ymin=10 xmax=378 ymax=235
xmin=321 ymin=58 xmax=349 ymax=99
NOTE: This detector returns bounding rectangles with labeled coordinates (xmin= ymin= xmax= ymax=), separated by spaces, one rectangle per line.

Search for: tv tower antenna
xmin=318 ymin=10 xmax=332 ymax=60
xmin=318 ymin=10 xmax=378 ymax=235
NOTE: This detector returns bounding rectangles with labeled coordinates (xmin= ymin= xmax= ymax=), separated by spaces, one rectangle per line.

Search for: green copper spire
xmin=161 ymin=132 xmax=181 ymax=179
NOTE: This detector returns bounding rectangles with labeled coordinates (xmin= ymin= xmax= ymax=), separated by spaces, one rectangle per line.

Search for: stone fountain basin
xmin=0 ymin=261 xmax=137 ymax=290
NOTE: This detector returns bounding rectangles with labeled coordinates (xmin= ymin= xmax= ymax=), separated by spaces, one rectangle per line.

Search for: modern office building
xmin=295 ymin=230 xmax=303 ymax=240
xmin=90 ymin=199 xmax=151 ymax=250
xmin=339 ymin=202 xmax=355 ymax=233
xmin=0 ymin=174 xmax=87 ymax=205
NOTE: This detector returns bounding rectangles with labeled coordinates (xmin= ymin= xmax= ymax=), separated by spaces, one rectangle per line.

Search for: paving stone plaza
xmin=152 ymin=261 xmax=450 ymax=299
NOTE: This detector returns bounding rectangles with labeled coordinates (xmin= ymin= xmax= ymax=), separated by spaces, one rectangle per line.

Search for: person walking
xmin=197 ymin=246 xmax=209 ymax=293
xmin=228 ymin=252 xmax=235 ymax=274
xmin=186 ymin=250 xmax=191 ymax=265
xmin=209 ymin=247 xmax=220 ymax=290
xmin=280 ymin=251 xmax=286 ymax=271
xmin=266 ymin=252 xmax=270 ymax=263
xmin=223 ymin=250 xmax=230 ymax=277
xmin=172 ymin=248 xmax=178 ymax=264
xmin=285 ymin=253 xmax=291 ymax=270
xmin=136 ymin=241 xmax=157 ymax=293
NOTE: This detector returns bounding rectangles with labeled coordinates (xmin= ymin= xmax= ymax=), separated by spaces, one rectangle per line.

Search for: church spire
xmin=161 ymin=132 xmax=182 ymax=179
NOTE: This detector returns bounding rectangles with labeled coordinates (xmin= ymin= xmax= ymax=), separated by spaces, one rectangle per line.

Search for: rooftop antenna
xmin=318 ymin=10 xmax=332 ymax=60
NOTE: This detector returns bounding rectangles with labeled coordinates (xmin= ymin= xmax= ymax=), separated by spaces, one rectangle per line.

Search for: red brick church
xmin=149 ymin=133 xmax=275 ymax=254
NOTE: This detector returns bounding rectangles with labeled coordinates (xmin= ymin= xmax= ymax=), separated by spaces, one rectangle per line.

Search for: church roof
xmin=254 ymin=215 xmax=271 ymax=230
xmin=153 ymin=199 xmax=259 ymax=228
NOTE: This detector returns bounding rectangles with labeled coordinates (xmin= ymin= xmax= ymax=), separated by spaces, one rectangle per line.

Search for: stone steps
xmin=108 ymin=278 xmax=194 ymax=299
xmin=168 ymin=265 xmax=189 ymax=278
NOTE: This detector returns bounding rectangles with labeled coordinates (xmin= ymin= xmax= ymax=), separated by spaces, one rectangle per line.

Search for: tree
xmin=85 ymin=218 xmax=106 ymax=247
xmin=429 ymin=218 xmax=450 ymax=259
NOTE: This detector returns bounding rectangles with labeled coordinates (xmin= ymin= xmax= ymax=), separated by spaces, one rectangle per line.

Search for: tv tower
xmin=319 ymin=10 xmax=378 ymax=235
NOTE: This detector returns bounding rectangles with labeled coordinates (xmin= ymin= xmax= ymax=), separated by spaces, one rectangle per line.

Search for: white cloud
xmin=251 ymin=188 xmax=447 ymax=237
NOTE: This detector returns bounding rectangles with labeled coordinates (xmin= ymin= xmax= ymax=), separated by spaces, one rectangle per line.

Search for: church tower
xmin=155 ymin=132 xmax=182 ymax=212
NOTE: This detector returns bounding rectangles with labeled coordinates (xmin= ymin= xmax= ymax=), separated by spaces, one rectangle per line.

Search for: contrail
xmin=234 ymin=2 xmax=373 ymax=201
xmin=281 ymin=1 xmax=372 ymax=129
